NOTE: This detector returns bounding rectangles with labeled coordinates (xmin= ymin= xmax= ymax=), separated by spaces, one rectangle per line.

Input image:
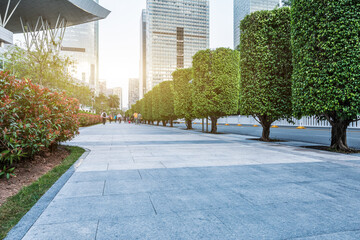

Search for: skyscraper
xmin=234 ymin=0 xmax=280 ymax=49
xmin=112 ymin=87 xmax=123 ymax=110
xmin=61 ymin=0 xmax=100 ymax=91
xmin=145 ymin=0 xmax=209 ymax=92
xmin=128 ymin=78 xmax=139 ymax=109
xmin=139 ymin=10 xmax=147 ymax=99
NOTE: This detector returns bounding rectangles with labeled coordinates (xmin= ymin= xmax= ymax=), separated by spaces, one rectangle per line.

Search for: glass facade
xmin=234 ymin=0 xmax=280 ymax=49
xmin=146 ymin=0 xmax=209 ymax=92
xmin=61 ymin=0 xmax=99 ymax=91
xmin=140 ymin=10 xmax=147 ymax=99
xmin=128 ymin=78 xmax=140 ymax=109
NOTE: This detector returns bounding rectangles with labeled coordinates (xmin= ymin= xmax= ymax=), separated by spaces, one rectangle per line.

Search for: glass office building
xmin=61 ymin=0 xmax=100 ymax=91
xmin=140 ymin=10 xmax=147 ymax=99
xmin=146 ymin=0 xmax=209 ymax=92
xmin=234 ymin=0 xmax=280 ymax=49
xmin=129 ymin=78 xmax=140 ymax=109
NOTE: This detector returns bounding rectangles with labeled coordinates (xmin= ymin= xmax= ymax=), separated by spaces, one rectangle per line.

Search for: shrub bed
xmin=79 ymin=112 xmax=102 ymax=127
xmin=0 ymin=72 xmax=80 ymax=169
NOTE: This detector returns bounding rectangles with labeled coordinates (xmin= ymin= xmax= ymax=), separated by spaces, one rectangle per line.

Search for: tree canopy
xmin=158 ymin=81 xmax=176 ymax=127
xmin=240 ymin=7 xmax=292 ymax=141
xmin=2 ymin=42 xmax=93 ymax=106
xmin=291 ymin=0 xmax=360 ymax=151
xmin=192 ymin=48 xmax=240 ymax=133
xmin=173 ymin=68 xmax=194 ymax=129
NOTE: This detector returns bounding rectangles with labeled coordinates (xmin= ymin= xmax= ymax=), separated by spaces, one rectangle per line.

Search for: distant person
xmin=117 ymin=114 xmax=122 ymax=123
xmin=134 ymin=112 xmax=138 ymax=125
xmin=101 ymin=112 xmax=108 ymax=125
xmin=138 ymin=113 xmax=142 ymax=125
xmin=114 ymin=114 xmax=117 ymax=123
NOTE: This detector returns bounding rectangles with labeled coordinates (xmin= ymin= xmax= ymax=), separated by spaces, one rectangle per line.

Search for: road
xmin=174 ymin=123 xmax=360 ymax=149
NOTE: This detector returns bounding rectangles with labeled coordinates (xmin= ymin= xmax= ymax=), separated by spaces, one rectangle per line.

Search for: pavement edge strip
xmin=4 ymin=147 xmax=91 ymax=240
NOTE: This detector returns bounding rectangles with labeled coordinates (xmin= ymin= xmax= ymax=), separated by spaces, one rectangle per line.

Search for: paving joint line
xmin=160 ymin=161 xmax=167 ymax=168
xmin=94 ymin=219 xmax=100 ymax=240
xmin=148 ymin=195 xmax=158 ymax=215
xmin=102 ymin=180 xmax=106 ymax=196
xmin=137 ymin=170 xmax=143 ymax=180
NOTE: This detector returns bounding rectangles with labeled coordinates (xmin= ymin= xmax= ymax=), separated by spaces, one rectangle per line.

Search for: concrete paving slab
xmin=7 ymin=123 xmax=360 ymax=240
xmin=22 ymin=221 xmax=98 ymax=240
xmin=56 ymin=180 xmax=105 ymax=199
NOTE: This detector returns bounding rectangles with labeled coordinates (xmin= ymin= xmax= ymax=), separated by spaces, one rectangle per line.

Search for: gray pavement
xmin=7 ymin=123 xmax=360 ymax=240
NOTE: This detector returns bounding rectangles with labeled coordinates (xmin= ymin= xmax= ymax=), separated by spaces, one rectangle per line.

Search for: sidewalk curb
xmin=5 ymin=147 xmax=91 ymax=240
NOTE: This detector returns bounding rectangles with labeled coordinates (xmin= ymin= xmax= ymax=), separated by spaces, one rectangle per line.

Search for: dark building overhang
xmin=1 ymin=0 xmax=110 ymax=33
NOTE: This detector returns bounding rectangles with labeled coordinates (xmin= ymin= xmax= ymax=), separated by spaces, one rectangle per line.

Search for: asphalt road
xmin=174 ymin=123 xmax=360 ymax=150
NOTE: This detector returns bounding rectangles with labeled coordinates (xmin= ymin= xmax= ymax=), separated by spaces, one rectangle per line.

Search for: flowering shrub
xmin=0 ymin=71 xmax=80 ymax=167
xmin=79 ymin=112 xmax=102 ymax=127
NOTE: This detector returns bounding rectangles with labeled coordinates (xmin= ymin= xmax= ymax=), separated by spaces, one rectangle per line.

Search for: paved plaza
xmin=7 ymin=123 xmax=360 ymax=239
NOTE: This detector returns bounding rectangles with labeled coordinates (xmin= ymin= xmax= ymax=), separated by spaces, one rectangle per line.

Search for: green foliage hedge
xmin=192 ymin=48 xmax=240 ymax=132
xmin=159 ymin=81 xmax=176 ymax=125
xmin=291 ymin=0 xmax=360 ymax=150
xmin=79 ymin=113 xmax=102 ymax=127
xmin=173 ymin=68 xmax=194 ymax=121
xmin=240 ymin=7 xmax=292 ymax=140
xmin=292 ymin=0 xmax=360 ymax=119
xmin=0 ymin=72 xmax=80 ymax=167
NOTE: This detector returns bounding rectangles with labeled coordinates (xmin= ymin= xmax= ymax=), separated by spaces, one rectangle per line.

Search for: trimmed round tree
xmin=173 ymin=68 xmax=194 ymax=129
xmin=158 ymin=81 xmax=176 ymax=127
xmin=292 ymin=0 xmax=360 ymax=151
xmin=240 ymin=7 xmax=292 ymax=141
xmin=143 ymin=91 xmax=153 ymax=124
xmin=192 ymin=48 xmax=240 ymax=133
xmin=151 ymin=85 xmax=161 ymax=125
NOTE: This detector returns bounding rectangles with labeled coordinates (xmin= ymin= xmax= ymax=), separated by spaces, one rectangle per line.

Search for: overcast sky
xmin=99 ymin=0 xmax=234 ymax=106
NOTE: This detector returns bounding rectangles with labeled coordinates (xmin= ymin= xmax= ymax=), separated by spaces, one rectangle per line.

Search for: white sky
xmin=99 ymin=0 xmax=234 ymax=106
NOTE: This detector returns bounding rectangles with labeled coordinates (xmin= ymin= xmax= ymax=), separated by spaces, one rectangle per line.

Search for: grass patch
xmin=0 ymin=146 xmax=85 ymax=239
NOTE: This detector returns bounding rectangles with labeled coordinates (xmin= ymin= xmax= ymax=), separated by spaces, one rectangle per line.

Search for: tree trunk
xmin=162 ymin=120 xmax=166 ymax=126
xmin=157 ymin=121 xmax=160 ymax=126
xmin=258 ymin=115 xmax=273 ymax=142
xmin=49 ymin=143 xmax=58 ymax=153
xmin=324 ymin=113 xmax=352 ymax=152
xmin=210 ymin=116 xmax=218 ymax=133
xmin=185 ymin=118 xmax=193 ymax=130
xmin=330 ymin=120 xmax=351 ymax=151
xmin=170 ymin=119 xmax=173 ymax=127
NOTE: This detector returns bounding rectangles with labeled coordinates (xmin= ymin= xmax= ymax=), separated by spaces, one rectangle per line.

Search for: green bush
xmin=159 ymin=81 xmax=176 ymax=127
xmin=173 ymin=68 xmax=194 ymax=129
xmin=240 ymin=7 xmax=292 ymax=141
xmin=0 ymin=72 xmax=80 ymax=167
xmin=291 ymin=0 xmax=360 ymax=151
xmin=192 ymin=48 xmax=240 ymax=133
xmin=79 ymin=113 xmax=101 ymax=127
xmin=152 ymin=85 xmax=161 ymax=125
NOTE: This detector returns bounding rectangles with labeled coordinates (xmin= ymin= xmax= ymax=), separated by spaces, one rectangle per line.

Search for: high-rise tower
xmin=145 ymin=0 xmax=209 ymax=92
xmin=61 ymin=0 xmax=100 ymax=91
xmin=139 ymin=10 xmax=147 ymax=99
xmin=234 ymin=0 xmax=280 ymax=49
xmin=128 ymin=78 xmax=140 ymax=109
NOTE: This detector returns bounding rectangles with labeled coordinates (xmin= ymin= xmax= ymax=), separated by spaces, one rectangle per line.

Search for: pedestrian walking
xmin=114 ymin=114 xmax=117 ymax=123
xmin=138 ymin=113 xmax=142 ymax=125
xmin=134 ymin=112 xmax=138 ymax=125
xmin=117 ymin=113 xmax=122 ymax=123
xmin=101 ymin=111 xmax=108 ymax=125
